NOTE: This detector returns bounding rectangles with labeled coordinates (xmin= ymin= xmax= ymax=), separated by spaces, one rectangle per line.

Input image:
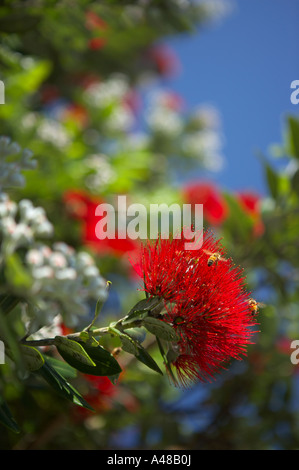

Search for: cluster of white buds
xmin=0 ymin=136 xmax=37 ymax=191
xmin=83 ymin=74 xmax=135 ymax=134
xmin=83 ymin=74 xmax=130 ymax=108
xmin=84 ymin=153 xmax=116 ymax=191
xmin=181 ymin=129 xmax=224 ymax=171
xmin=200 ymin=0 xmax=232 ymax=22
xmin=0 ymin=194 xmax=54 ymax=255
xmin=146 ymin=91 xmax=184 ymax=137
xmin=0 ymin=193 xmax=108 ymax=331
xmin=24 ymin=243 xmax=108 ymax=330
xmin=22 ymin=114 xmax=71 ymax=149
xmin=181 ymin=105 xmax=224 ymax=170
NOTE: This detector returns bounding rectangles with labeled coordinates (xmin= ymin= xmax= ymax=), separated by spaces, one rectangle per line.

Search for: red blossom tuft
xmin=85 ymin=11 xmax=108 ymax=51
xmin=85 ymin=11 xmax=108 ymax=31
xmin=63 ymin=190 xmax=140 ymax=258
xmin=182 ymin=181 xmax=229 ymax=226
xmin=147 ymin=44 xmax=180 ymax=77
xmin=88 ymin=37 xmax=107 ymax=51
xmin=134 ymin=229 xmax=258 ymax=387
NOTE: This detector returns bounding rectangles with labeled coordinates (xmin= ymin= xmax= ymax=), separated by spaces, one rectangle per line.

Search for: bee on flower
xmin=132 ymin=228 xmax=259 ymax=387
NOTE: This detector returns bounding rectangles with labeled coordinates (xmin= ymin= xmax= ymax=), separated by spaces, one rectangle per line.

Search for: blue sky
xmin=163 ymin=0 xmax=299 ymax=195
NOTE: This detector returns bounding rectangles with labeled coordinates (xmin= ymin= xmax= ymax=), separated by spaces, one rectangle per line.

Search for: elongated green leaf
xmin=0 ymin=310 xmax=25 ymax=372
xmin=82 ymin=344 xmax=122 ymax=377
xmin=0 ymin=294 xmax=20 ymax=315
xmin=119 ymin=332 xmax=140 ymax=355
xmin=134 ymin=342 xmax=163 ymax=376
xmin=20 ymin=345 xmax=44 ymax=371
xmin=122 ymin=326 xmax=146 ymax=343
xmin=143 ymin=317 xmax=180 ymax=342
xmin=44 ymin=356 xmax=77 ymax=379
xmin=36 ymin=360 xmax=94 ymax=411
xmin=122 ymin=296 xmax=162 ymax=325
xmin=109 ymin=326 xmax=162 ymax=375
xmin=54 ymin=336 xmax=96 ymax=368
xmin=0 ymin=395 xmax=20 ymax=433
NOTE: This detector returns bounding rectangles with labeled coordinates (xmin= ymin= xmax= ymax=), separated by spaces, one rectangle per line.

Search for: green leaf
xmin=260 ymin=156 xmax=280 ymax=199
xmin=20 ymin=345 xmax=44 ymax=371
xmin=134 ymin=342 xmax=163 ymax=376
xmin=54 ymin=336 xmax=96 ymax=368
xmin=143 ymin=317 xmax=180 ymax=342
xmin=0 ymin=310 xmax=25 ymax=372
xmin=0 ymin=294 xmax=20 ymax=315
xmin=119 ymin=332 xmax=140 ymax=355
xmin=82 ymin=344 xmax=122 ymax=377
xmin=122 ymin=327 xmax=147 ymax=343
xmin=287 ymin=116 xmax=299 ymax=160
xmin=107 ymin=373 xmax=121 ymax=385
xmin=36 ymin=360 xmax=94 ymax=411
xmin=0 ymin=395 xmax=20 ymax=433
xmin=44 ymin=356 xmax=77 ymax=379
xmin=108 ymin=326 xmax=162 ymax=375
xmin=122 ymin=296 xmax=162 ymax=325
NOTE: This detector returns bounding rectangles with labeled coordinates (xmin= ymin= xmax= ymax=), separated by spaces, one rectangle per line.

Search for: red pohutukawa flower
xmin=63 ymin=190 xmax=140 ymax=257
xmin=134 ymin=229 xmax=258 ymax=387
xmin=182 ymin=181 xmax=229 ymax=226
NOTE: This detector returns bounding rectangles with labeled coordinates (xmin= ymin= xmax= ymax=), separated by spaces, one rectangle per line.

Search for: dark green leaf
xmin=43 ymin=356 xmax=77 ymax=379
xmin=82 ymin=344 xmax=122 ymax=377
xmin=264 ymin=161 xmax=279 ymax=199
xmin=36 ymin=360 xmax=94 ymax=411
xmin=20 ymin=344 xmax=44 ymax=371
xmin=143 ymin=317 xmax=180 ymax=342
xmin=122 ymin=296 xmax=162 ymax=325
xmin=0 ymin=310 xmax=25 ymax=372
xmin=122 ymin=327 xmax=147 ymax=343
xmin=134 ymin=342 xmax=163 ymax=376
xmin=55 ymin=336 xmax=96 ymax=368
xmin=0 ymin=294 xmax=20 ymax=315
xmin=0 ymin=395 xmax=20 ymax=433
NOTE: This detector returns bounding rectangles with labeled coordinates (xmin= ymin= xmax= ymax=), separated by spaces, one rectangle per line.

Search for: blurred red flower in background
xmin=134 ymin=229 xmax=258 ymax=386
xmin=182 ymin=181 xmax=229 ymax=226
xmin=85 ymin=10 xmax=108 ymax=51
xmin=88 ymin=37 xmax=107 ymax=51
xmin=64 ymin=190 xmax=140 ymax=257
xmin=147 ymin=44 xmax=180 ymax=77
xmin=159 ymin=91 xmax=185 ymax=111
xmin=85 ymin=11 xmax=108 ymax=31
xmin=62 ymin=104 xmax=89 ymax=128
xmin=237 ymin=191 xmax=265 ymax=237
xmin=73 ymin=371 xmax=139 ymax=422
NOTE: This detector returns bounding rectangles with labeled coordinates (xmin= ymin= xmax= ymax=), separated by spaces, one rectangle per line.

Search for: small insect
xmin=204 ymin=250 xmax=227 ymax=267
xmin=248 ymin=298 xmax=266 ymax=316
